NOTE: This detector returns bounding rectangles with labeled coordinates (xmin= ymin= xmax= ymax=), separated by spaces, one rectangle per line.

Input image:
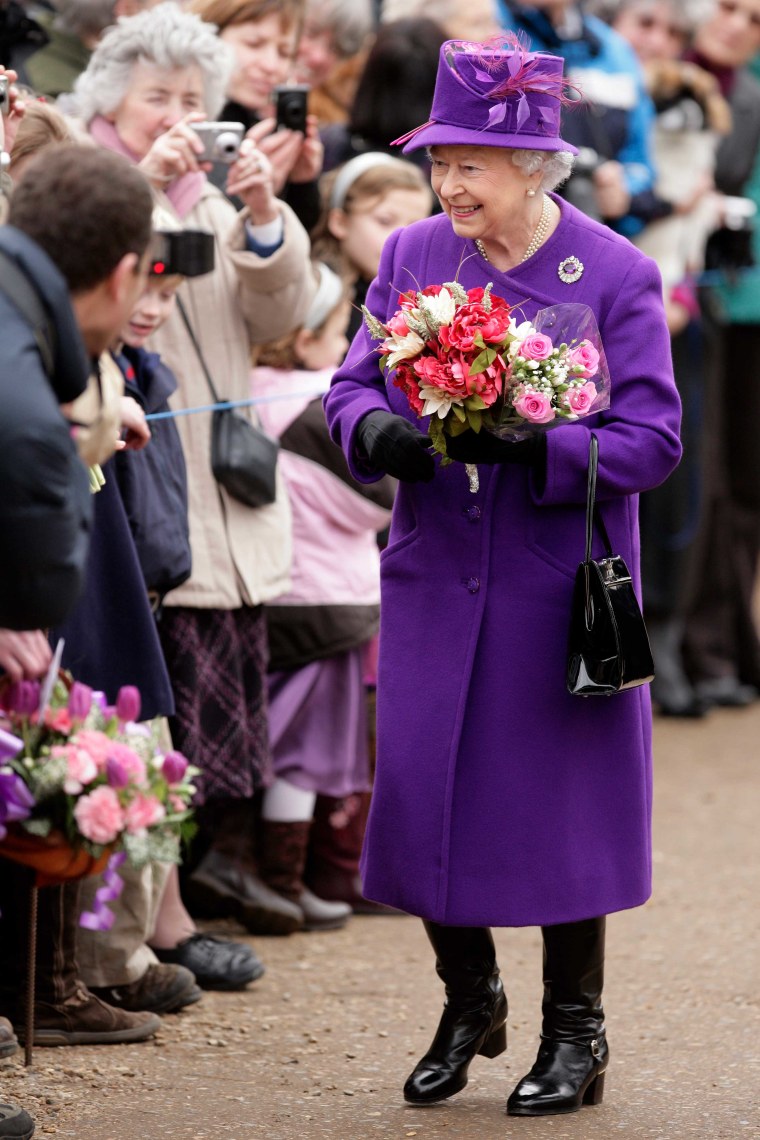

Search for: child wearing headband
xmin=250 ymin=262 xmax=396 ymax=929
xmin=313 ymin=151 xmax=433 ymax=339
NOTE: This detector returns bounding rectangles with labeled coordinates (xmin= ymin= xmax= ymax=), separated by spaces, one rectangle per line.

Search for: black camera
xmin=0 ymin=76 xmax=9 ymax=117
xmin=151 ymin=230 xmax=215 ymax=278
xmin=273 ymin=84 xmax=309 ymax=134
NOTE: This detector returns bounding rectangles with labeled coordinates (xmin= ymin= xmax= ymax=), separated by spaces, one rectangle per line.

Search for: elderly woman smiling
xmin=324 ymin=38 xmax=682 ymax=1119
xmin=71 ymin=2 xmax=317 ymax=937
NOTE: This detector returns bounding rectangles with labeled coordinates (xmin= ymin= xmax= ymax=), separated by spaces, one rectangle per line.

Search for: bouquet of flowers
xmin=0 ymin=670 xmax=197 ymax=876
xmin=363 ymin=283 xmax=610 ymax=485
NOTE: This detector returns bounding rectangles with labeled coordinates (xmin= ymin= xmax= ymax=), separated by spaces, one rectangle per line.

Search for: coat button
xmin=464 ymin=505 xmax=481 ymax=522
xmin=465 ymin=577 xmax=480 ymax=594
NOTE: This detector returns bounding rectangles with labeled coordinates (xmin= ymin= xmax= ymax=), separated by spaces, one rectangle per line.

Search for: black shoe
xmin=694 ymin=677 xmax=759 ymax=708
xmin=0 ymin=1103 xmax=35 ymax=1140
xmin=186 ymin=850 xmax=304 ymax=936
xmin=507 ymin=917 xmax=607 ymax=1117
xmin=89 ymin=964 xmax=201 ymax=1014
xmin=506 ymin=1037 xmax=608 ymax=1115
xmin=153 ymin=933 xmax=264 ymax=991
xmin=404 ymin=923 xmax=507 ymax=1105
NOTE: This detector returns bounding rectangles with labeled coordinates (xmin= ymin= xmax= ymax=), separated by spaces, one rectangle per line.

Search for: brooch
xmin=558 ymin=256 xmax=584 ymax=284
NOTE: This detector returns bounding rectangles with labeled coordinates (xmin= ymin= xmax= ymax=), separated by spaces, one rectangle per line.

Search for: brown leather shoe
xmin=0 ymin=1017 xmax=18 ymax=1059
xmin=89 ymin=963 xmax=201 ymax=1014
xmin=18 ymin=984 xmax=162 ymax=1046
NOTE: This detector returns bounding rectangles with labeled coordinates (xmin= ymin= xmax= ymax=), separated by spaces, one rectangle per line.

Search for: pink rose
xmin=124 ymin=793 xmax=165 ymax=834
xmin=52 ymin=744 xmax=99 ymax=794
xmin=567 ymin=340 xmax=600 ymax=378
xmin=386 ymin=312 xmax=410 ymax=337
xmin=565 ymin=381 xmax=597 ymax=416
xmin=74 ymin=786 xmax=125 ymax=845
xmin=513 ymin=389 xmax=556 ymax=424
xmin=517 ymin=333 xmax=554 ymax=361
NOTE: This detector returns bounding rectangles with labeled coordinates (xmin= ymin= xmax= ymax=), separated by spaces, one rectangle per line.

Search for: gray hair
xmin=305 ymin=0 xmax=374 ymax=59
xmin=53 ymin=0 xmax=117 ymax=38
xmin=512 ymin=148 xmax=575 ymax=192
xmin=70 ymin=1 xmax=233 ymax=125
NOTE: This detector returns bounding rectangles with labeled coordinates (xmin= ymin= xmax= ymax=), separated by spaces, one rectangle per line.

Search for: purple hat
xmin=394 ymin=38 xmax=578 ymax=156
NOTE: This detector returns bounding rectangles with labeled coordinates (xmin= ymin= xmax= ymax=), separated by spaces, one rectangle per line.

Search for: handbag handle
xmin=176 ymin=295 xmax=222 ymax=405
xmin=585 ymin=433 xmax=613 ymax=564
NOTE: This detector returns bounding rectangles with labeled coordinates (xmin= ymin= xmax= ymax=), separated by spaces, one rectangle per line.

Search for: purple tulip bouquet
xmin=0 ymin=674 xmax=198 ymax=876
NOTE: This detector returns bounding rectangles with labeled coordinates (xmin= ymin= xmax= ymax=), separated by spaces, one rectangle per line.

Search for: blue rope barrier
xmin=145 ymin=387 xmax=328 ymax=422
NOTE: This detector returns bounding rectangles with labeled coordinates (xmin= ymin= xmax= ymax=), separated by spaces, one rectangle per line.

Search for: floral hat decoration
xmin=394 ymin=35 xmax=579 ymax=155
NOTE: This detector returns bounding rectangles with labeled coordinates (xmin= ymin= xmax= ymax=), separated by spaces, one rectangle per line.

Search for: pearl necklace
xmin=475 ymin=193 xmax=552 ymax=265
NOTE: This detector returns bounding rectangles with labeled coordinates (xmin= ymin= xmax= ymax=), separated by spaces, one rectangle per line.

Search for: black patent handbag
xmin=567 ymin=434 xmax=655 ymax=696
xmin=177 ymin=297 xmax=278 ymax=508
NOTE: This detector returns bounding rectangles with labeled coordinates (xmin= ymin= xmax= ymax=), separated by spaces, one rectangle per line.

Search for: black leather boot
xmin=507 ymin=916 xmax=608 ymax=1116
xmin=403 ymin=922 xmax=507 ymax=1105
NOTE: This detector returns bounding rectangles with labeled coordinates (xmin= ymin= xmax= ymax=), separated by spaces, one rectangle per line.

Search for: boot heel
xmin=582 ymin=1071 xmax=605 ymax=1105
xmin=478 ymin=1020 xmax=507 ymax=1059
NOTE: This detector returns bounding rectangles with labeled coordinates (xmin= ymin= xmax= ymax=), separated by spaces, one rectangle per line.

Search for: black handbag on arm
xmin=177 ymin=297 xmax=279 ymax=508
xmin=567 ymin=434 xmax=655 ymax=696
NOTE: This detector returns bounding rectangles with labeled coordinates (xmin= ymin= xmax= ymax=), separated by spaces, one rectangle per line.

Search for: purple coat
xmin=324 ymin=197 xmax=682 ymax=927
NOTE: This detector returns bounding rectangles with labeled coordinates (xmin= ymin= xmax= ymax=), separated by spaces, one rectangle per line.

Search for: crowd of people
xmin=0 ymin=0 xmax=759 ymax=1135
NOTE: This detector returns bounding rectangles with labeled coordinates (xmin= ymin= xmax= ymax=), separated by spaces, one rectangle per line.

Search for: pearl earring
xmin=527 ymin=188 xmax=537 ymax=198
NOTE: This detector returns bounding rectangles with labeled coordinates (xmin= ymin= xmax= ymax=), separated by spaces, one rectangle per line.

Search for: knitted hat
xmin=394 ymin=37 xmax=578 ymax=155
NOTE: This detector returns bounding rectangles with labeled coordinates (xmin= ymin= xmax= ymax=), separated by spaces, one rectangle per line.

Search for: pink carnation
xmin=386 ymin=312 xmax=410 ymax=337
xmin=124 ymin=793 xmax=165 ymax=834
xmin=74 ymin=730 xmax=114 ymax=772
xmin=52 ymin=744 xmax=99 ymax=795
xmin=565 ymin=381 xmax=597 ymax=416
xmin=74 ymin=786 xmax=125 ymax=845
xmin=517 ymin=333 xmax=554 ymax=361
xmin=513 ymin=389 xmax=556 ymax=424
xmin=567 ymin=340 xmax=600 ymax=378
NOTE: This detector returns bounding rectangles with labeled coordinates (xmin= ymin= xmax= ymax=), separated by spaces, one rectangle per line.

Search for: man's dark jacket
xmin=0 ymin=225 xmax=92 ymax=630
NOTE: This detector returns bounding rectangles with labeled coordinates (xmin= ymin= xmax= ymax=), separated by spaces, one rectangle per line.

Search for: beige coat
xmin=151 ymin=181 xmax=315 ymax=610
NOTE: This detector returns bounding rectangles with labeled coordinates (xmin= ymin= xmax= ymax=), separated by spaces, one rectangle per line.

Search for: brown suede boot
xmin=305 ymin=793 xmax=402 ymax=915
xmin=259 ymin=820 xmax=351 ymax=932
xmin=0 ymin=870 xmax=160 ymax=1047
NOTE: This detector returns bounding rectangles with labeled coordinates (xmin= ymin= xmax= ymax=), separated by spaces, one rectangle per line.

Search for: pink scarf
xmin=89 ymin=115 xmax=206 ymax=219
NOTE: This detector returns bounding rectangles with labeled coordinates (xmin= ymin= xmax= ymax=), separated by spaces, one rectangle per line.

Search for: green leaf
xmin=451 ymin=404 xmax=467 ymax=423
xmin=466 ymin=410 xmax=483 ymax=431
xmin=464 ymin=394 xmax=488 ymax=411
xmin=470 ymin=347 xmax=497 ymax=376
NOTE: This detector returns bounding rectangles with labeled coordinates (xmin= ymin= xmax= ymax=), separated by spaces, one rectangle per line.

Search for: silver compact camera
xmin=192 ymin=121 xmax=244 ymax=164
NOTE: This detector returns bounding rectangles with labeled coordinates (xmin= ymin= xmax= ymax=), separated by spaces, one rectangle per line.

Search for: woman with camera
xmin=71 ymin=1 xmax=317 ymax=936
xmin=190 ymin=0 xmax=324 ymax=230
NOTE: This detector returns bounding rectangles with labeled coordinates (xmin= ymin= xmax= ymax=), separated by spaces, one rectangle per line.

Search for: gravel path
xmin=1 ymin=707 xmax=758 ymax=1139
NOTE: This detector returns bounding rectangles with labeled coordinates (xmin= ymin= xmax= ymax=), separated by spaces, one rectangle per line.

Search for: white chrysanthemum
xmin=418 ymin=287 xmax=457 ymax=329
xmin=383 ymin=330 xmax=425 ymax=370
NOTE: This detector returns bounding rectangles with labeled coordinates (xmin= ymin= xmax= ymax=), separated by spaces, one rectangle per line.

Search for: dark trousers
xmin=683 ymin=320 xmax=760 ymax=685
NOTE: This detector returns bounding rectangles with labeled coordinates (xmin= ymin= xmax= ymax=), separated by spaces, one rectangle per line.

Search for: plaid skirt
xmin=159 ymin=606 xmax=272 ymax=802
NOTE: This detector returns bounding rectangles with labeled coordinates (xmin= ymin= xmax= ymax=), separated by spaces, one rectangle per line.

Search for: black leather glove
xmin=356 ymin=410 xmax=435 ymax=483
xmin=445 ymin=429 xmax=546 ymax=466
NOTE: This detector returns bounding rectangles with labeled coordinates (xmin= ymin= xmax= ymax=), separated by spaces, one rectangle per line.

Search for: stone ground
xmin=1 ymin=706 xmax=758 ymax=1140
